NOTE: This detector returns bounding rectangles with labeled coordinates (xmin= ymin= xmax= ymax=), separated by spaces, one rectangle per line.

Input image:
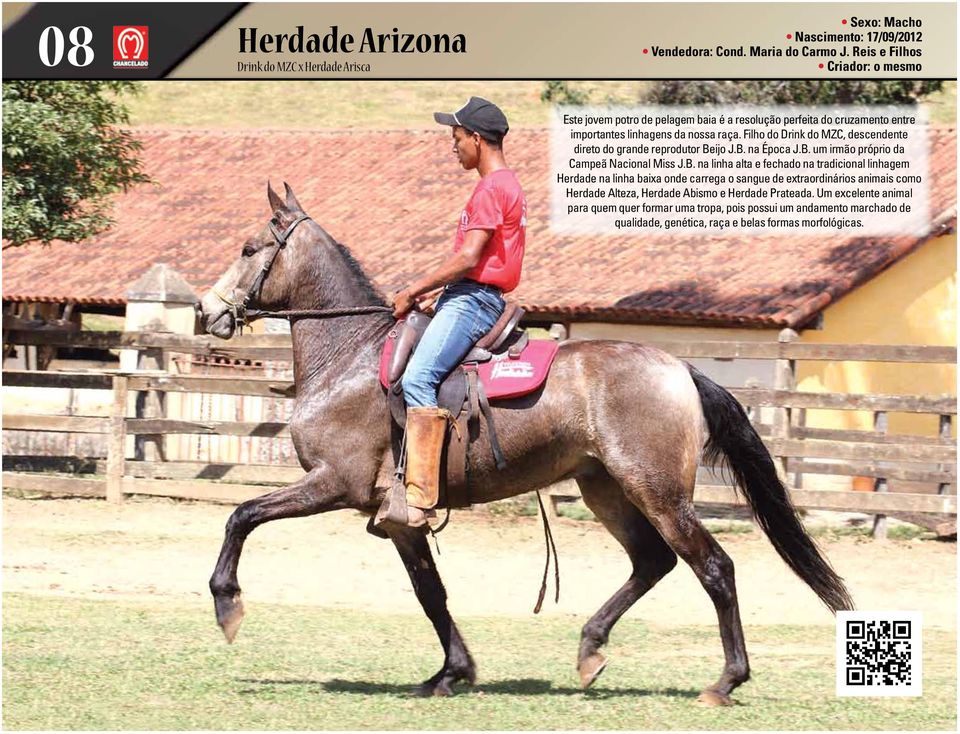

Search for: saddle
xmin=378 ymin=303 xmax=560 ymax=510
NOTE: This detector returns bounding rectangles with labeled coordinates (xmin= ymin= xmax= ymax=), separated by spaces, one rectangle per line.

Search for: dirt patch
xmin=2 ymin=496 xmax=956 ymax=629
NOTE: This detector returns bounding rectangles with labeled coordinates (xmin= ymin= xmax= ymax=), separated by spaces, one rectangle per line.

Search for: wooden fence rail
xmin=5 ymin=369 xmax=956 ymax=413
xmin=5 ymin=329 xmax=957 ymax=364
xmin=2 ymin=332 xmax=956 ymax=537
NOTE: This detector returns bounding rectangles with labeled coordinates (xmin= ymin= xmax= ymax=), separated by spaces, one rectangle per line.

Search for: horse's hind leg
xmin=657 ymin=505 xmax=749 ymax=705
xmin=575 ymin=474 xmax=678 ymax=689
xmin=386 ymin=526 xmax=476 ymax=696
xmin=614 ymin=473 xmax=750 ymax=705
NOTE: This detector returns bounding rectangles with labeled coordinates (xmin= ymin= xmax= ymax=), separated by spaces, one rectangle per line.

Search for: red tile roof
xmin=3 ymin=126 xmax=956 ymax=328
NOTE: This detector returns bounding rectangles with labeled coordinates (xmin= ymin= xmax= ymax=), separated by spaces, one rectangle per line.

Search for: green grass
xmin=3 ymin=593 xmax=955 ymax=730
xmin=806 ymin=523 xmax=938 ymax=542
xmin=121 ymin=80 xmax=956 ymax=129
xmin=701 ymin=519 xmax=755 ymax=535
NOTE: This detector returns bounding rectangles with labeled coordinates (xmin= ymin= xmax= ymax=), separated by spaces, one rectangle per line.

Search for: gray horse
xmin=199 ymin=184 xmax=852 ymax=704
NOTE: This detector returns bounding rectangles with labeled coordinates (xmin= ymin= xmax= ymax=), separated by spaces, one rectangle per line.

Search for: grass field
xmin=121 ymin=80 xmax=957 ymax=128
xmin=3 ymin=593 xmax=956 ymax=730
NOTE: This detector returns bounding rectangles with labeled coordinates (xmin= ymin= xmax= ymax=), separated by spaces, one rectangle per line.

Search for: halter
xmin=212 ymin=213 xmax=393 ymax=328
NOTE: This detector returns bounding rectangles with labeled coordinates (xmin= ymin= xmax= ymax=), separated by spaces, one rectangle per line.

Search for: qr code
xmin=836 ymin=611 xmax=922 ymax=696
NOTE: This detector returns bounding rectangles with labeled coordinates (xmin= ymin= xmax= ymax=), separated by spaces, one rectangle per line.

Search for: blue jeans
xmin=402 ymin=280 xmax=505 ymax=407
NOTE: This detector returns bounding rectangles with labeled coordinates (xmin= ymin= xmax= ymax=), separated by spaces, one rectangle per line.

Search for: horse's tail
xmin=686 ymin=363 xmax=854 ymax=613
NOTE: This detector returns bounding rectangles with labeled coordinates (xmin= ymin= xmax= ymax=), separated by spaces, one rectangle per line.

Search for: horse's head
xmin=198 ymin=182 xmax=308 ymax=339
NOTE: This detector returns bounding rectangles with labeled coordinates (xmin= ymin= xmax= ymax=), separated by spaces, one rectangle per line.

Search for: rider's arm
xmin=392 ymin=229 xmax=492 ymax=317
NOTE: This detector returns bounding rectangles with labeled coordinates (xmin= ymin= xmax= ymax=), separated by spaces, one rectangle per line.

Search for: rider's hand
xmin=391 ymin=288 xmax=417 ymax=319
xmin=416 ymin=287 xmax=443 ymax=315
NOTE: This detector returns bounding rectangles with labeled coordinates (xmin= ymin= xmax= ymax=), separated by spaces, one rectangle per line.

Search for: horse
xmin=198 ymin=183 xmax=853 ymax=704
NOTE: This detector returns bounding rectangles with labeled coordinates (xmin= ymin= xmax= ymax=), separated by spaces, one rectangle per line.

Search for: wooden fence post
xmin=133 ymin=320 xmax=167 ymax=462
xmin=773 ymin=329 xmax=799 ymax=483
xmin=123 ymin=264 xmax=198 ymax=465
xmin=938 ymin=414 xmax=952 ymax=495
xmin=105 ymin=375 xmax=129 ymax=504
xmin=545 ymin=493 xmax=560 ymax=520
xmin=871 ymin=410 xmax=889 ymax=539
xmin=792 ymin=406 xmax=807 ymax=489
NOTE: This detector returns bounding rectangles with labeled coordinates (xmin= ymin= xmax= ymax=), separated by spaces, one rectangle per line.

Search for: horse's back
xmin=549 ymin=338 xmax=702 ymax=413
xmin=463 ymin=339 xmax=704 ymax=500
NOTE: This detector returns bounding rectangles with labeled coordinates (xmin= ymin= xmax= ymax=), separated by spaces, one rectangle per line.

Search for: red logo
xmin=113 ymin=26 xmax=149 ymax=68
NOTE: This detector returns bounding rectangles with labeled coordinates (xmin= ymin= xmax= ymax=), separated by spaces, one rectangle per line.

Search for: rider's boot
xmin=375 ymin=406 xmax=449 ymax=530
xmin=402 ymin=406 xmax=450 ymax=527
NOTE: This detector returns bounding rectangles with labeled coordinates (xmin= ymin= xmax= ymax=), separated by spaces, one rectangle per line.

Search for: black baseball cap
xmin=434 ymin=97 xmax=509 ymax=142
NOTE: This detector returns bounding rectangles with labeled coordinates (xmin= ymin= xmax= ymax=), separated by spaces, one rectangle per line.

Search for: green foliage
xmin=2 ymin=81 xmax=149 ymax=247
xmin=486 ymin=493 xmax=539 ymax=517
xmin=556 ymin=499 xmax=597 ymax=522
xmin=540 ymin=80 xmax=589 ymax=105
xmin=120 ymin=80 xmax=953 ymax=128
xmin=644 ymin=80 xmax=944 ymax=105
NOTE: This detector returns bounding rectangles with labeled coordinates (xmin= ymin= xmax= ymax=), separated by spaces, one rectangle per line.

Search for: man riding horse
xmin=200 ymin=153 xmax=852 ymax=704
xmin=384 ymin=97 xmax=527 ymax=529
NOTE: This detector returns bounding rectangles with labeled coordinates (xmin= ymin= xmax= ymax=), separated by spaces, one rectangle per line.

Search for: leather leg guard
xmin=375 ymin=407 xmax=450 ymax=529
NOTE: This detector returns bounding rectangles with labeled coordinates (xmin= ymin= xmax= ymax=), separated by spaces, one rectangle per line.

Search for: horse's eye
xmin=242 ymin=245 xmax=256 ymax=258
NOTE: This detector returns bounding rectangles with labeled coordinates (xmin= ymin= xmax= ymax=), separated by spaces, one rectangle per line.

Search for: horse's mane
xmin=329 ymin=237 xmax=388 ymax=307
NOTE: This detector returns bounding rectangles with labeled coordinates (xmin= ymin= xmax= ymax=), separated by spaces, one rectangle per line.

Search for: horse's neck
xmin=286 ymin=228 xmax=393 ymax=394
xmin=289 ymin=316 xmax=391 ymax=392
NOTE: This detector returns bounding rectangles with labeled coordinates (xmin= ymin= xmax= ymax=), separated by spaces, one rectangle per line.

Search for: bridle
xmin=210 ymin=213 xmax=392 ymax=328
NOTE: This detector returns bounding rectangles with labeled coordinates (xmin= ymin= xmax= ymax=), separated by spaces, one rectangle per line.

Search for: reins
xmin=244 ymin=305 xmax=394 ymax=322
xmin=533 ymin=490 xmax=560 ymax=614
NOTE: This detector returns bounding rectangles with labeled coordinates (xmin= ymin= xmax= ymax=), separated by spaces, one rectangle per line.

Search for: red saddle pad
xmin=379 ymin=330 xmax=560 ymax=400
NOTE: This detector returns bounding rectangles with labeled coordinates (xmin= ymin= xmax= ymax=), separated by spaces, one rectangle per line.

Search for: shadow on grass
xmin=238 ymin=677 xmax=700 ymax=699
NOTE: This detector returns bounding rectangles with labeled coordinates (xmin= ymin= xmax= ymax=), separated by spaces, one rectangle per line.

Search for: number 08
xmin=39 ymin=26 xmax=94 ymax=67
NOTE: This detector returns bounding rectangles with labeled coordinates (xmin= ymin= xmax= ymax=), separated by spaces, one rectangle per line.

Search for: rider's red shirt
xmin=453 ymin=168 xmax=526 ymax=293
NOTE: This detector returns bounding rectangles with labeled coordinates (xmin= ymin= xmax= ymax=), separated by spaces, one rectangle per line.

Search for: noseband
xmin=212 ymin=213 xmax=393 ymax=328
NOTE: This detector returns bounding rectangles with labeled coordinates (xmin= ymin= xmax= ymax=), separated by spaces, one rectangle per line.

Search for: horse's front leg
xmin=386 ymin=526 xmax=476 ymax=696
xmin=209 ymin=463 xmax=354 ymax=642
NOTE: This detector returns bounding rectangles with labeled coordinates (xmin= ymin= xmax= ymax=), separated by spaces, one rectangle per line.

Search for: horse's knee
xmin=225 ymin=502 xmax=255 ymax=537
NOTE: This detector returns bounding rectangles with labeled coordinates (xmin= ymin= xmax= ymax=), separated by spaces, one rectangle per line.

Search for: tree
xmin=540 ymin=80 xmax=944 ymax=107
xmin=540 ymin=80 xmax=589 ymax=105
xmin=643 ymin=80 xmax=943 ymax=105
xmin=2 ymin=81 xmax=149 ymax=248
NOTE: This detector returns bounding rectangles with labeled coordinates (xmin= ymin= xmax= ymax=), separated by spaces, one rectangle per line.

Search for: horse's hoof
xmin=214 ymin=592 xmax=245 ymax=644
xmin=578 ymin=653 xmax=608 ymax=689
xmin=415 ymin=680 xmax=453 ymax=697
xmin=696 ymin=689 xmax=733 ymax=707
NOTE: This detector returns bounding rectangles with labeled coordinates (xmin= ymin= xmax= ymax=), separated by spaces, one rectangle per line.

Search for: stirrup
xmin=374 ymin=481 xmax=436 ymax=530
xmin=374 ymin=480 xmax=411 ymax=527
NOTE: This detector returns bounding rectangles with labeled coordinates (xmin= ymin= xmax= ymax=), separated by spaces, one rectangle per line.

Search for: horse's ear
xmin=283 ymin=182 xmax=304 ymax=213
xmin=267 ymin=181 xmax=285 ymax=213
